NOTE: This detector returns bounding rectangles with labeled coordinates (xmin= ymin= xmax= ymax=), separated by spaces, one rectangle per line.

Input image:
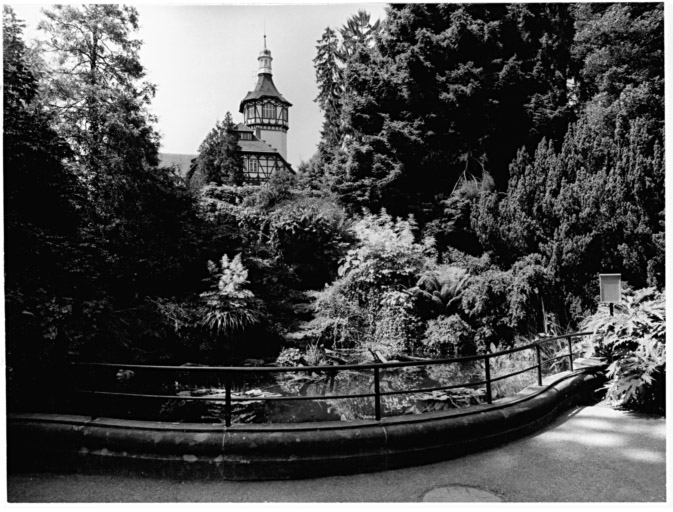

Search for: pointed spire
xmin=258 ymin=34 xmax=272 ymax=75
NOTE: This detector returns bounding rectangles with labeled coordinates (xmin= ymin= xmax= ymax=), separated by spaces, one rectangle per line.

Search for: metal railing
xmin=69 ymin=332 xmax=592 ymax=426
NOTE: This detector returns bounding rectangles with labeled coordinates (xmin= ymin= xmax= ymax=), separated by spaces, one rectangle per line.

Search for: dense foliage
xmin=309 ymin=2 xmax=663 ymax=328
xmin=4 ymin=4 xmax=665 ymax=416
xmin=582 ymin=288 xmax=665 ymax=414
xmin=312 ymin=4 xmax=576 ymax=220
xmin=5 ymin=6 xmax=213 ymax=372
xmin=190 ymin=112 xmax=245 ymax=187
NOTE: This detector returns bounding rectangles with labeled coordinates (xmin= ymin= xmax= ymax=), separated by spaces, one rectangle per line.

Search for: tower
xmin=239 ymin=36 xmax=291 ymax=160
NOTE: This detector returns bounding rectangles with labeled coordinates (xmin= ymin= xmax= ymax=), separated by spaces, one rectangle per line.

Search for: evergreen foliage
xmin=314 ymin=4 xmax=576 ymax=222
xmin=194 ymin=112 xmax=245 ymax=186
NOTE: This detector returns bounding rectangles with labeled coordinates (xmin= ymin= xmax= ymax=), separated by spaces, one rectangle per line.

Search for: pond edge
xmin=7 ymin=366 xmax=605 ymax=480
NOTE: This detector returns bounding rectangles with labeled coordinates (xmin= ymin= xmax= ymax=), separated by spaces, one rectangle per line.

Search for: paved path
xmin=6 ymin=401 xmax=666 ymax=502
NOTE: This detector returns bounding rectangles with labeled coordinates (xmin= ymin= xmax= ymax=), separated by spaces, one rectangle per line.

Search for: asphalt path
xmin=6 ymin=401 xmax=666 ymax=502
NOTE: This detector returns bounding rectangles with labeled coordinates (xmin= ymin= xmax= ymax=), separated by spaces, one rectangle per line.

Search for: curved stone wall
xmin=7 ymin=368 xmax=604 ymax=480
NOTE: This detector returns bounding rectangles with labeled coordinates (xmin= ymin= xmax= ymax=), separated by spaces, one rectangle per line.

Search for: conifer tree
xmin=195 ymin=112 xmax=245 ymax=186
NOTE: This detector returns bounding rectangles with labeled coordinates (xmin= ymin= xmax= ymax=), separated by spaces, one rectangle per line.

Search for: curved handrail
xmin=65 ymin=331 xmax=594 ymax=425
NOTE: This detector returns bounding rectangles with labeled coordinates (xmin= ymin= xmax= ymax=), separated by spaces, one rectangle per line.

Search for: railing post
xmin=484 ymin=355 xmax=492 ymax=404
xmin=374 ymin=366 xmax=382 ymax=420
xmin=568 ymin=336 xmax=574 ymax=371
xmin=535 ymin=345 xmax=543 ymax=386
xmin=225 ymin=373 xmax=232 ymax=427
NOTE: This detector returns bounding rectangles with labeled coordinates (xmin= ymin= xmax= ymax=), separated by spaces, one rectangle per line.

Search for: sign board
xmin=599 ymin=274 xmax=621 ymax=303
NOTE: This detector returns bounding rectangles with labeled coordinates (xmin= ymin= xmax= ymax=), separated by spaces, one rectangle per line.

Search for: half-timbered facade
xmin=159 ymin=37 xmax=293 ymax=186
xmin=234 ymin=123 xmax=292 ymax=184
xmin=239 ymin=37 xmax=292 ymax=164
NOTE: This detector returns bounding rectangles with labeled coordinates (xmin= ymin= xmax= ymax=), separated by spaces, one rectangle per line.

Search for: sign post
xmin=599 ymin=274 xmax=621 ymax=316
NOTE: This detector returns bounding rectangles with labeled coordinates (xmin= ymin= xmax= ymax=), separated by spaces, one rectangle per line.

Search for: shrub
xmin=309 ymin=279 xmax=372 ymax=348
xmin=199 ymin=253 xmax=264 ymax=340
xmin=370 ymin=290 xmax=422 ymax=358
xmin=421 ymin=314 xmax=476 ymax=358
xmin=311 ymin=210 xmax=433 ymax=353
xmin=581 ymin=287 xmax=665 ymax=414
xmin=461 ymin=268 xmax=514 ymax=351
xmin=338 ymin=210 xmax=435 ymax=301
xmin=276 ymin=347 xmax=303 ymax=367
xmin=604 ymin=338 xmax=665 ymax=414
xmin=266 ymin=195 xmax=352 ymax=288
xmin=411 ymin=265 xmax=469 ymax=320
xmin=508 ymin=254 xmax=557 ymax=336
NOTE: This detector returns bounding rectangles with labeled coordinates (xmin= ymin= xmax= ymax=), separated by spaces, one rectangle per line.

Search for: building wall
xmin=243 ymin=153 xmax=290 ymax=184
xmin=255 ymin=129 xmax=287 ymax=160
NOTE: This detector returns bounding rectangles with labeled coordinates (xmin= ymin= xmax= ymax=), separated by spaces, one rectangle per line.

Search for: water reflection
xmin=64 ymin=357 xmax=559 ymax=424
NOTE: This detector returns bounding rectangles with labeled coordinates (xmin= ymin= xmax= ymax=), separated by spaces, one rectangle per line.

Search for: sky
xmin=9 ymin=2 xmax=389 ymax=167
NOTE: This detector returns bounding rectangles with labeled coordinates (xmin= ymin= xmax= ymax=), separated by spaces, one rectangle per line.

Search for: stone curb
xmin=7 ymin=368 xmax=604 ymax=480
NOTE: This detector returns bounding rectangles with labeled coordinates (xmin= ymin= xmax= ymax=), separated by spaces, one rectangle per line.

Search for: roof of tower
xmin=239 ymin=73 xmax=291 ymax=112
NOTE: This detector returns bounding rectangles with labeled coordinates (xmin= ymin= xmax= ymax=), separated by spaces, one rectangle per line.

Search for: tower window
xmin=263 ymin=103 xmax=276 ymax=118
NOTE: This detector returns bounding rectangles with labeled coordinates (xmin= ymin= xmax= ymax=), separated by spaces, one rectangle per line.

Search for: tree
xmin=467 ymin=3 xmax=664 ymax=323
xmin=313 ymin=10 xmax=381 ymax=163
xmin=4 ymin=6 xmax=88 ymax=401
xmin=21 ymin=5 xmax=215 ymax=362
xmin=313 ymin=27 xmax=343 ymax=155
xmin=472 ymin=115 xmax=664 ymax=323
xmin=193 ymin=112 xmax=245 ymax=186
xmin=4 ymin=5 xmax=81 ymax=302
xmin=38 ymin=4 xmax=159 ymax=220
xmin=4 ymin=6 xmax=78 ymax=234
xmin=322 ymin=4 xmax=576 ymax=223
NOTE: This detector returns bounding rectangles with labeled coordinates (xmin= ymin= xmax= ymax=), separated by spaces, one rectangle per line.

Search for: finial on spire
xmin=257 ymin=32 xmax=273 ymax=75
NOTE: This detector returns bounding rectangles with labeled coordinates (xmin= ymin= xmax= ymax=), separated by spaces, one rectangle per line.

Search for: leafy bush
xmin=265 ymin=195 xmax=352 ymax=288
xmin=309 ymin=280 xmax=371 ymax=348
xmin=582 ymin=287 xmax=665 ymax=360
xmin=338 ymin=210 xmax=435 ymax=300
xmin=461 ymin=268 xmax=514 ymax=351
xmin=421 ymin=314 xmax=476 ymax=358
xmin=582 ymin=287 xmax=665 ymax=414
xmin=508 ymin=254 xmax=557 ymax=336
xmin=369 ymin=290 xmax=422 ymax=358
xmin=459 ymin=255 xmax=557 ymax=352
xmin=604 ymin=338 xmax=665 ymax=414
xmin=310 ymin=211 xmax=433 ymax=352
xmin=411 ymin=265 xmax=469 ymax=320
xmin=199 ymin=253 xmax=264 ymax=339
xmin=276 ymin=347 xmax=303 ymax=367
